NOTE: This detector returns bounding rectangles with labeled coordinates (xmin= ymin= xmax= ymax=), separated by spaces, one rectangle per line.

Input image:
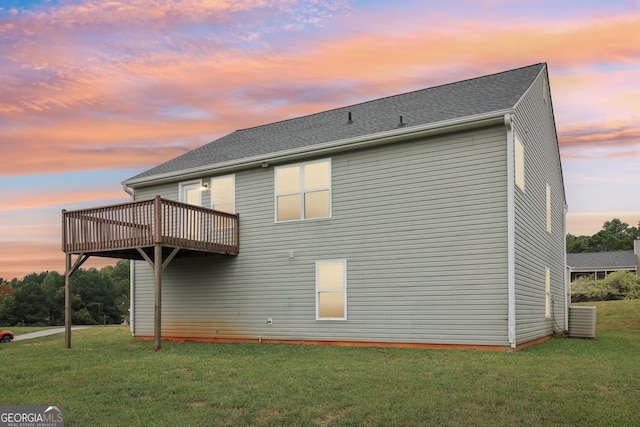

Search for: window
xmin=275 ymin=159 xmax=330 ymax=222
xmin=545 ymin=268 xmax=551 ymax=318
xmin=179 ymin=180 xmax=203 ymax=206
xmin=514 ymin=135 xmax=525 ymax=191
xmin=179 ymin=180 xmax=203 ymax=240
xmin=546 ymin=183 xmax=551 ymax=233
xmin=316 ymin=260 xmax=346 ymax=320
xmin=211 ymin=175 xmax=235 ymax=213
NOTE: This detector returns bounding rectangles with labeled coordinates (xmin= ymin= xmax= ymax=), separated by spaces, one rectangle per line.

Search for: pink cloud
xmin=551 ymin=67 xmax=640 ymax=124
xmin=2 ymin=0 xmax=300 ymax=35
xmin=0 ymin=189 xmax=129 ymax=212
xmin=2 ymin=7 xmax=639 ymax=178
xmin=558 ymin=120 xmax=640 ymax=159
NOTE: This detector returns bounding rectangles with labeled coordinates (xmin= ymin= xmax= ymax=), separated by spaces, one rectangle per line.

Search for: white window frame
xmin=178 ymin=179 xmax=204 ymax=240
xmin=546 ymin=183 xmax=551 ymax=233
xmin=315 ymin=259 xmax=347 ymax=321
xmin=274 ymin=158 xmax=331 ymax=223
xmin=179 ymin=179 xmax=203 ymax=205
xmin=514 ymin=135 xmax=525 ymax=191
xmin=545 ymin=267 xmax=551 ymax=319
xmin=210 ymin=174 xmax=236 ymax=214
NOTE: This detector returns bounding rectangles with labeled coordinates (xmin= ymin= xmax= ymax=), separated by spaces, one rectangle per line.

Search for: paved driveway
xmin=12 ymin=326 xmax=93 ymax=341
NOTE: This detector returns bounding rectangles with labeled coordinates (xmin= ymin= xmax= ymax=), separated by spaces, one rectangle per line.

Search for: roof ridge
xmin=234 ymin=63 xmax=546 ymax=134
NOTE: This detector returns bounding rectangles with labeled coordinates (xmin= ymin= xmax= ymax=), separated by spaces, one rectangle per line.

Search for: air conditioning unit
xmin=568 ymin=306 xmax=596 ymax=338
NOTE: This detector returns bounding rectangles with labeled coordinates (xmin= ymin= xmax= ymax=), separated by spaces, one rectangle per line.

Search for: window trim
xmin=546 ymin=183 xmax=551 ymax=233
xmin=274 ymin=158 xmax=332 ymax=223
xmin=545 ymin=267 xmax=551 ymax=319
xmin=315 ymin=259 xmax=347 ymax=321
xmin=210 ymin=174 xmax=236 ymax=214
xmin=514 ymin=135 xmax=525 ymax=191
xmin=179 ymin=179 xmax=203 ymax=206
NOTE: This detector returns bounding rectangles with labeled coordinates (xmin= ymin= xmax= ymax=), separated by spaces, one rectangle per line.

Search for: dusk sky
xmin=1 ymin=0 xmax=639 ymax=280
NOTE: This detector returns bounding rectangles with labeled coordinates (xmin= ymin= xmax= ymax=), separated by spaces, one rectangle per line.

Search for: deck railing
xmin=62 ymin=196 xmax=239 ymax=255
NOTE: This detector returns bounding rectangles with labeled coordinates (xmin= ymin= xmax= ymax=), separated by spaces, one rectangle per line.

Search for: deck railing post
xmin=235 ymin=213 xmax=240 ymax=253
xmin=154 ymin=196 xmax=162 ymax=244
xmin=61 ymin=209 xmax=67 ymax=252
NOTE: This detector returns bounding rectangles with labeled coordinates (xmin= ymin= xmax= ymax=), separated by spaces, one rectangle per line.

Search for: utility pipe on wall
xmin=504 ymin=113 xmax=517 ymax=348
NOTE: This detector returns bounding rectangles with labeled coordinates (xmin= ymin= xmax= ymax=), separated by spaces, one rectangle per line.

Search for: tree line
xmin=0 ymin=260 xmax=129 ymax=327
xmin=566 ymin=218 xmax=640 ymax=253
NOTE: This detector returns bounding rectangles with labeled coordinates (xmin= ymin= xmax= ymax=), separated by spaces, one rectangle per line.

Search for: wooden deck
xmin=62 ymin=196 xmax=239 ymax=260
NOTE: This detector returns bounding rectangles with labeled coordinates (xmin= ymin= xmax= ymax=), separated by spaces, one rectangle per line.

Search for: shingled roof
xmin=567 ymin=251 xmax=638 ymax=270
xmin=125 ymin=63 xmax=546 ymax=185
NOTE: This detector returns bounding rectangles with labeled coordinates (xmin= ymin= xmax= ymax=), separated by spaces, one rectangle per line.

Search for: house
xmin=567 ymin=240 xmax=640 ymax=282
xmin=63 ymin=63 xmax=567 ymax=350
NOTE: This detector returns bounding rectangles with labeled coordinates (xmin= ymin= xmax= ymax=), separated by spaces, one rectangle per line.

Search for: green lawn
xmin=2 ymin=300 xmax=639 ymax=426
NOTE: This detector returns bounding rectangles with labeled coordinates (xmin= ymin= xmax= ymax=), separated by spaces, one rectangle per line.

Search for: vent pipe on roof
xmin=397 ymin=116 xmax=405 ymax=128
xmin=347 ymin=111 xmax=353 ymax=124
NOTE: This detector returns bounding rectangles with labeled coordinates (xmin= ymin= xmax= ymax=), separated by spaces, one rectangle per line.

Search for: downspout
xmin=563 ymin=203 xmax=569 ymax=331
xmin=122 ymin=184 xmax=134 ymax=198
xmin=505 ymin=113 xmax=516 ymax=348
xmin=123 ymin=184 xmax=135 ymax=335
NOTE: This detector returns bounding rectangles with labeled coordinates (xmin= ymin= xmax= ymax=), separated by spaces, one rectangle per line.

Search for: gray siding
xmin=133 ymin=126 xmax=511 ymax=346
xmin=512 ymin=69 xmax=566 ymax=344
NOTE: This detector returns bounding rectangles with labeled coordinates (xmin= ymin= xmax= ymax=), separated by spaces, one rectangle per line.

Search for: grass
xmin=2 ymin=300 xmax=639 ymax=426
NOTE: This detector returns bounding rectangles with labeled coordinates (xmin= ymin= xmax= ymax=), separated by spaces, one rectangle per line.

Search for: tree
xmin=567 ymin=218 xmax=640 ymax=253
xmin=71 ymin=268 xmax=121 ymax=324
xmin=0 ymin=284 xmax=17 ymax=325
xmin=13 ymin=273 xmax=49 ymax=325
xmin=566 ymin=233 xmax=593 ymax=253
xmin=41 ymin=271 xmax=65 ymax=325
xmin=0 ymin=283 xmax=15 ymax=299
xmin=0 ymin=261 xmax=130 ymax=326
xmin=101 ymin=260 xmax=130 ymax=322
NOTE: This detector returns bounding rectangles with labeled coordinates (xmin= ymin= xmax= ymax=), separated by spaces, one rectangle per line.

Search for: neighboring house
xmin=567 ymin=240 xmax=640 ymax=282
xmin=63 ymin=63 xmax=567 ymax=350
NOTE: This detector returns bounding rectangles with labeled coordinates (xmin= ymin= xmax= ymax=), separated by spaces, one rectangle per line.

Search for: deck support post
xmin=154 ymin=243 xmax=162 ymax=351
xmin=154 ymin=196 xmax=163 ymax=351
xmin=64 ymin=253 xmax=90 ymax=349
xmin=65 ymin=253 xmax=72 ymax=349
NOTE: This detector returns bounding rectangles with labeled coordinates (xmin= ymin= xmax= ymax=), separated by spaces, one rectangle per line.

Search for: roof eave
xmin=123 ymin=109 xmax=512 ymax=188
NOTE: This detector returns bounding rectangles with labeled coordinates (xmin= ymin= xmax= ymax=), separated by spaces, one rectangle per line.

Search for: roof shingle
xmin=567 ymin=251 xmax=638 ymax=269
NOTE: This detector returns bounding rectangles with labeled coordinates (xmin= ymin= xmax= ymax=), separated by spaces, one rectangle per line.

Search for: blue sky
xmin=1 ymin=0 xmax=639 ymax=279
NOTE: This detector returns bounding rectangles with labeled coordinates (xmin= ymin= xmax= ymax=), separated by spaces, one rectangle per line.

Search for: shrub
xmin=72 ymin=307 xmax=96 ymax=325
xmin=572 ymin=271 xmax=640 ymax=302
